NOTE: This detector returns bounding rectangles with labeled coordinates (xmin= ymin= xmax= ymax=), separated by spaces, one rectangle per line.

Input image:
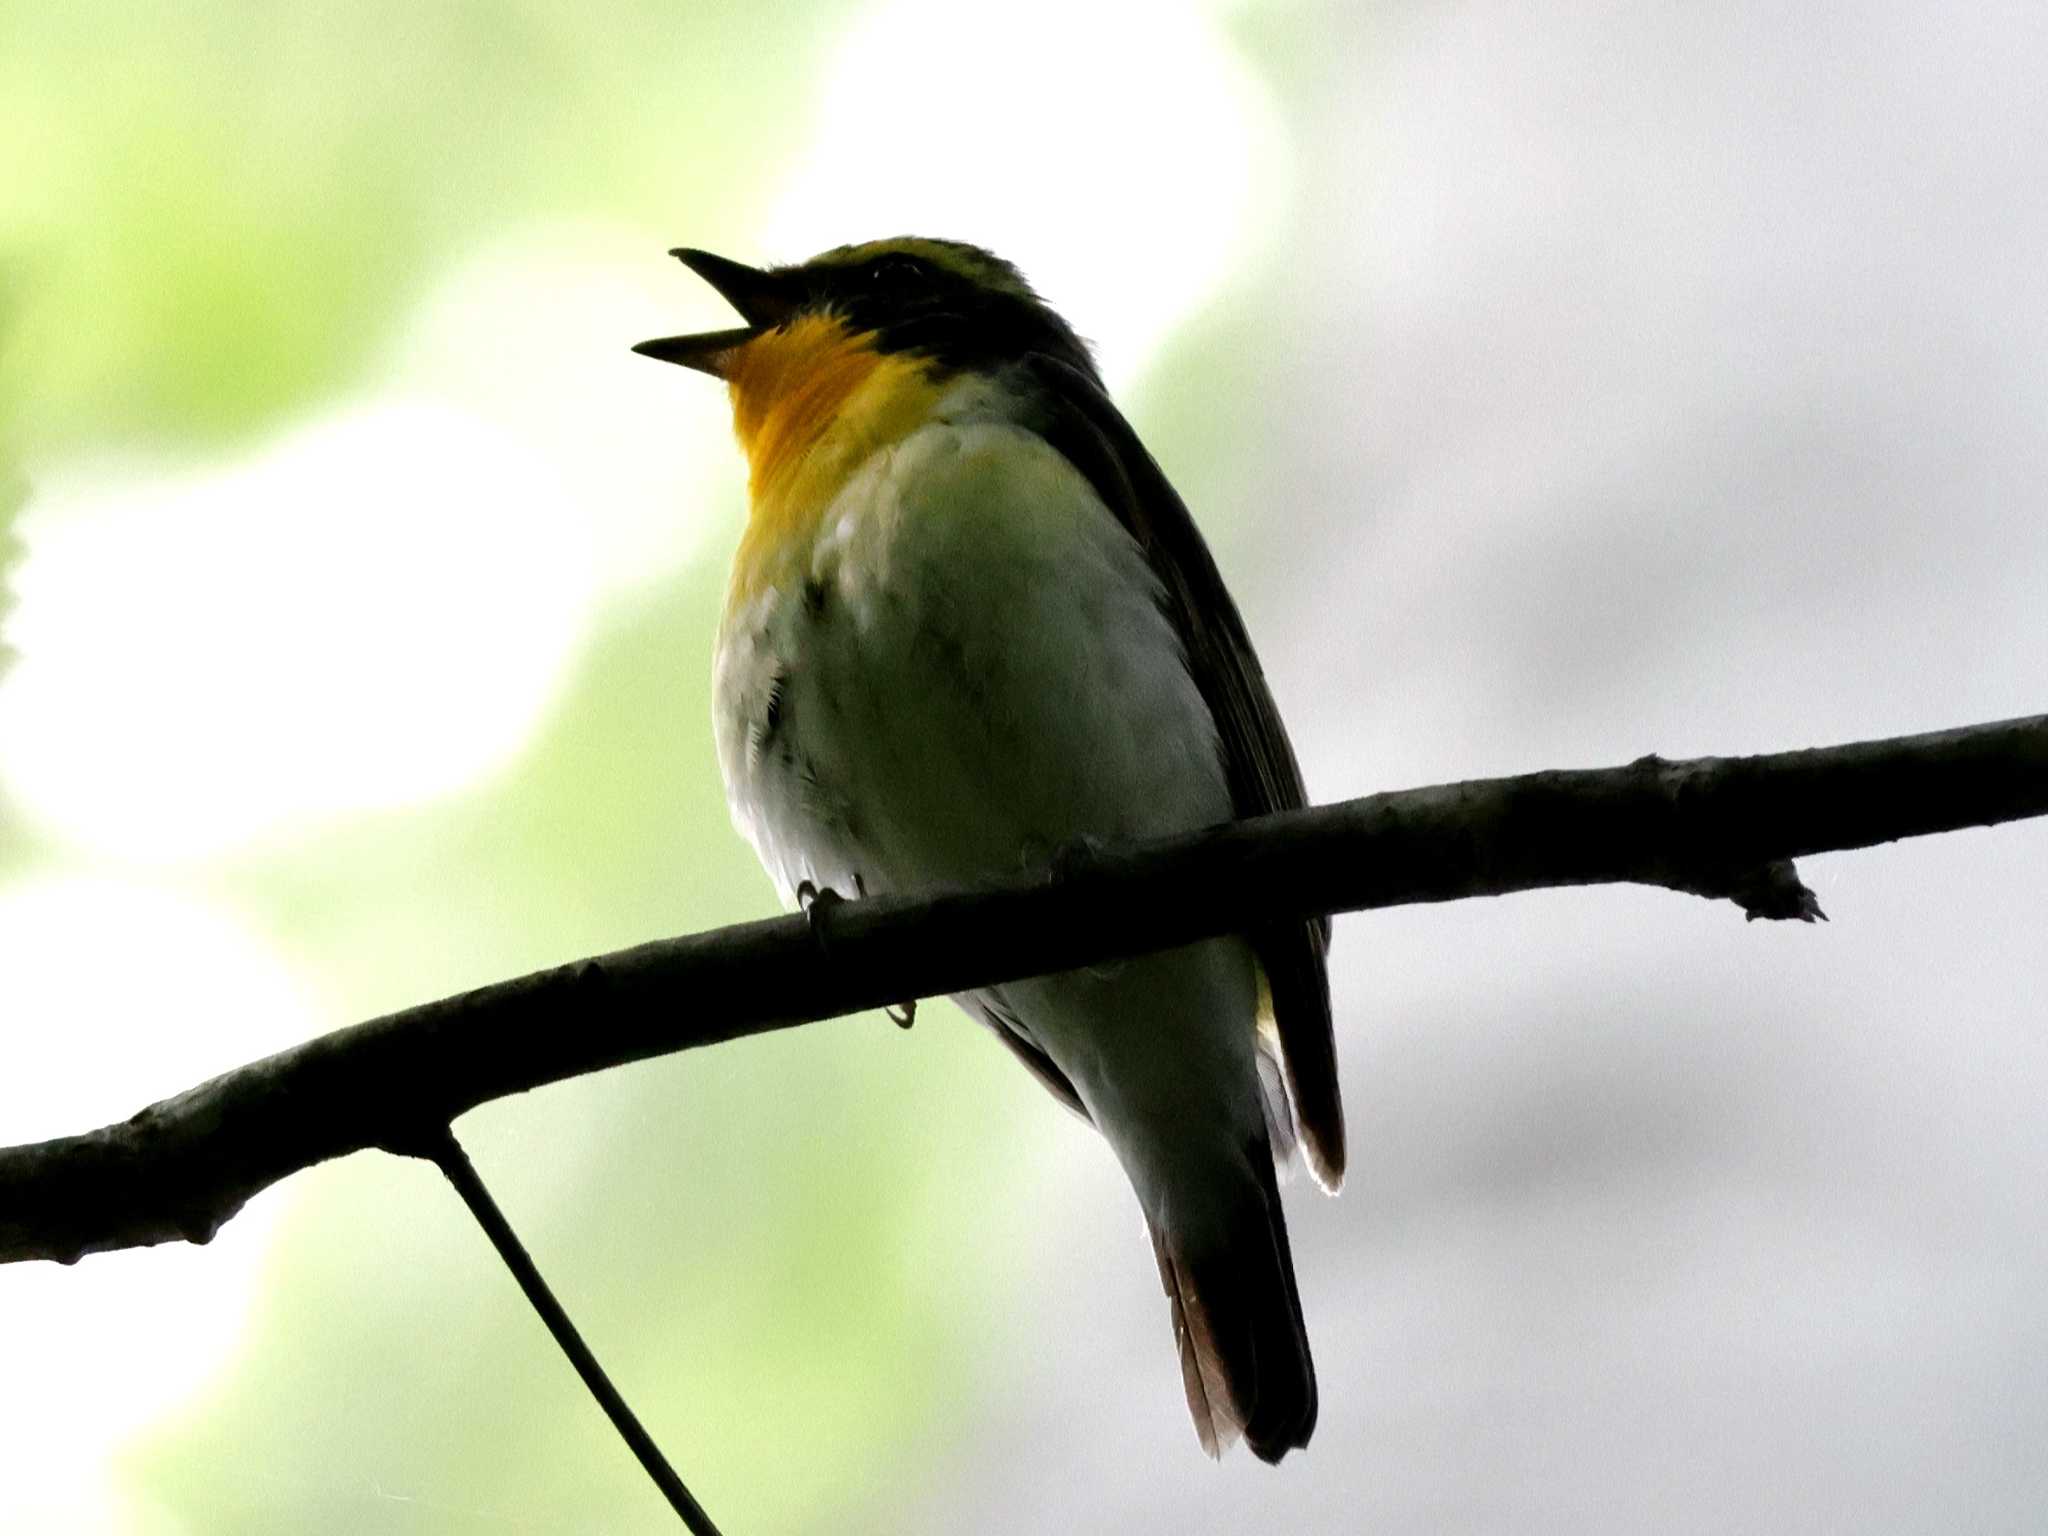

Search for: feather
xmin=1255 ymin=991 xmax=1300 ymax=1175
xmin=1024 ymin=354 xmax=1346 ymax=1189
xmin=970 ymin=990 xmax=1090 ymax=1122
xmin=1149 ymin=1219 xmax=1241 ymax=1458
xmin=1145 ymin=1140 xmax=1317 ymax=1464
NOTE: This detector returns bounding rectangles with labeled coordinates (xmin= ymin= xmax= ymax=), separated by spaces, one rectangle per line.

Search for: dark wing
xmin=1022 ymin=353 xmax=1345 ymax=1190
xmin=970 ymin=989 xmax=1091 ymax=1123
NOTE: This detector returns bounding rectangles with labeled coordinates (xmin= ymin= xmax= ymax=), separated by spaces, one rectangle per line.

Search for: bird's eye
xmin=869 ymin=255 xmax=927 ymax=290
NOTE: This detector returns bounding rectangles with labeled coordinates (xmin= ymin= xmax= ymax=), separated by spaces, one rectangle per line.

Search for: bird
xmin=634 ymin=238 xmax=1341 ymax=1462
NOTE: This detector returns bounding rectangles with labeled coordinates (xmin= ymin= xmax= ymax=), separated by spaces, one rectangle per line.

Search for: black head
xmin=633 ymin=237 xmax=1098 ymax=383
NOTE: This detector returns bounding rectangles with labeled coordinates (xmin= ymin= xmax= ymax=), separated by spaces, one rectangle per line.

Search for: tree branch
xmin=3 ymin=713 xmax=2043 ymax=1267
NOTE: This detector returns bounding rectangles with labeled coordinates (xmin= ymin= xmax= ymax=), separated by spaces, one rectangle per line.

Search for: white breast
xmin=711 ymin=390 xmax=1269 ymax=1220
xmin=712 ymin=409 xmax=1233 ymax=906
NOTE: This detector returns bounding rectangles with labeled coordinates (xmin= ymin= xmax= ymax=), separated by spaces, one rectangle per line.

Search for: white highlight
xmin=762 ymin=0 xmax=1289 ymax=389
xmin=0 ymin=875 xmax=310 ymax=1528
xmin=391 ymin=222 xmax=737 ymax=602
xmin=0 ymin=397 xmax=598 ymax=859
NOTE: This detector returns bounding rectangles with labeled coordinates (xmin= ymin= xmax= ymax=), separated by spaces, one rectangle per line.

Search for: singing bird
xmin=635 ymin=238 xmax=1341 ymax=1462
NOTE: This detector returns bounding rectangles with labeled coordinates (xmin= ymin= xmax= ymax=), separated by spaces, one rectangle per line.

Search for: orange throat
xmin=721 ymin=315 xmax=943 ymax=601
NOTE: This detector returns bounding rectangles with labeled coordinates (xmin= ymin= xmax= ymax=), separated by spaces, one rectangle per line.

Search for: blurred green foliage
xmin=0 ymin=1 xmax=1284 ymax=1527
xmin=0 ymin=465 xmax=19 ymax=673
xmin=0 ymin=1 xmax=1067 ymax=1528
xmin=0 ymin=0 xmax=836 ymax=457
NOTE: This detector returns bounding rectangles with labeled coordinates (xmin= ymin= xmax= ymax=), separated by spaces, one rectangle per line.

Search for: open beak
xmin=632 ymin=248 xmax=803 ymax=377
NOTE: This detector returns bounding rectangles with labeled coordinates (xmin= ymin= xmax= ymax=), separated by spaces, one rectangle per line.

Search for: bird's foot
xmin=850 ymin=876 xmax=916 ymax=1024
xmin=796 ymin=879 xmax=848 ymax=953
xmin=1044 ymin=833 xmax=1108 ymax=884
xmin=799 ymin=875 xmax=915 ymax=1023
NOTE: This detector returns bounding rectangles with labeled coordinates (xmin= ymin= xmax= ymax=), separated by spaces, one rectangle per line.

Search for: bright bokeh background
xmin=3 ymin=2 xmax=2045 ymax=1531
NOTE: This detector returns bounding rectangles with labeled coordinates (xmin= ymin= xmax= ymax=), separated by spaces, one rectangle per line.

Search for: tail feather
xmin=1147 ymin=1148 xmax=1317 ymax=1464
xmin=1255 ymin=928 xmax=1346 ymax=1193
xmin=1253 ymin=1013 xmax=1299 ymax=1175
xmin=1253 ymin=956 xmax=1344 ymax=1192
xmin=1150 ymin=1221 xmax=1243 ymax=1458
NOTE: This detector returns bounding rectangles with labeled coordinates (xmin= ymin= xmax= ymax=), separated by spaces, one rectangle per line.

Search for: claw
xmin=1046 ymin=833 xmax=1107 ymax=884
xmin=796 ymin=879 xmax=847 ymax=952
xmin=815 ymin=873 xmax=907 ymax=1020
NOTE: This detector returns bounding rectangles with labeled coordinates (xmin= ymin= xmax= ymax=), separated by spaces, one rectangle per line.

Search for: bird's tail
xmin=1146 ymin=1143 xmax=1316 ymax=1463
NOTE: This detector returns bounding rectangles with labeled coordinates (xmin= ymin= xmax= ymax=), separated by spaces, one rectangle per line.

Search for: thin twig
xmin=410 ymin=1126 xmax=725 ymax=1536
xmin=2 ymin=712 xmax=2044 ymax=1267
